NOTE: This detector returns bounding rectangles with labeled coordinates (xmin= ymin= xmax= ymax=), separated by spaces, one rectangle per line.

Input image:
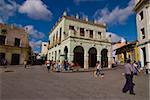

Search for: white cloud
xmin=106 ymin=32 xmax=126 ymax=43
xmin=19 ymin=0 xmax=52 ymax=21
xmin=94 ymin=0 xmax=134 ymax=25
xmin=23 ymin=25 xmax=45 ymax=53
xmin=29 ymin=40 xmax=42 ymax=48
xmin=0 ymin=0 xmax=19 ymax=23
xmin=29 ymin=40 xmax=42 ymax=53
xmin=24 ymin=25 xmax=45 ymax=39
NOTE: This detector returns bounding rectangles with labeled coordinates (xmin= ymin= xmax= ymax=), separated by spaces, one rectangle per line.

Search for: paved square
xmin=0 ymin=65 xmax=149 ymax=100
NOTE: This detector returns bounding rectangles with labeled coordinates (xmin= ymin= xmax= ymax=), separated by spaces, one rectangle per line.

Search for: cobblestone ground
xmin=0 ymin=65 xmax=149 ymax=100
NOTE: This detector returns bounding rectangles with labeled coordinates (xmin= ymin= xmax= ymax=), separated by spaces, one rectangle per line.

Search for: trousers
xmin=122 ymin=74 xmax=134 ymax=93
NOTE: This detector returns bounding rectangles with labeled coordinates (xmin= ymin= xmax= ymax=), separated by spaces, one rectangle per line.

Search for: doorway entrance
xmin=73 ymin=46 xmax=84 ymax=68
xmin=101 ymin=49 xmax=108 ymax=68
xmin=11 ymin=54 xmax=20 ymax=65
xmin=88 ymin=47 xmax=97 ymax=68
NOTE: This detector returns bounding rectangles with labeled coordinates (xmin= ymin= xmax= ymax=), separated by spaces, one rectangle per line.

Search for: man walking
xmin=122 ymin=59 xmax=135 ymax=95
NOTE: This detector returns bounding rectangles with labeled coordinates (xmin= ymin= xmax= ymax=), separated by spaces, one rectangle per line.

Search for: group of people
xmin=122 ymin=59 xmax=149 ymax=95
xmin=45 ymin=60 xmax=71 ymax=73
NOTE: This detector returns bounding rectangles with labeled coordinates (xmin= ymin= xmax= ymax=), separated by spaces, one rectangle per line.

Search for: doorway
xmin=88 ymin=47 xmax=97 ymax=68
xmin=73 ymin=46 xmax=84 ymax=68
xmin=101 ymin=49 xmax=108 ymax=68
xmin=11 ymin=54 xmax=20 ymax=65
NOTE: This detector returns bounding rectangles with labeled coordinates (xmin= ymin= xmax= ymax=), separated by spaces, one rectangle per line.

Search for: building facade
xmin=112 ymin=39 xmax=126 ymax=63
xmin=0 ymin=24 xmax=31 ymax=65
xmin=41 ymin=42 xmax=48 ymax=56
xmin=115 ymin=42 xmax=139 ymax=64
xmin=134 ymin=0 xmax=150 ymax=67
xmin=47 ymin=12 xmax=112 ymax=69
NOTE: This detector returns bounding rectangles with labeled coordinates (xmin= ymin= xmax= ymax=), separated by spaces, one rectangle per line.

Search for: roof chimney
xmin=63 ymin=11 xmax=67 ymax=16
xmin=76 ymin=14 xmax=79 ymax=19
xmin=85 ymin=16 xmax=88 ymax=21
xmin=94 ymin=19 xmax=97 ymax=23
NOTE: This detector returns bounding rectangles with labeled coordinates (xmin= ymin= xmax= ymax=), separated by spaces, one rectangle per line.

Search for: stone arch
xmin=101 ymin=48 xmax=108 ymax=68
xmin=88 ymin=47 xmax=97 ymax=68
xmin=73 ymin=46 xmax=84 ymax=68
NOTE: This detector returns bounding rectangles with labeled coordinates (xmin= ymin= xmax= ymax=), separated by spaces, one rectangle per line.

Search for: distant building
xmin=0 ymin=23 xmax=31 ymax=65
xmin=41 ymin=42 xmax=48 ymax=56
xmin=112 ymin=39 xmax=127 ymax=63
xmin=115 ymin=41 xmax=139 ymax=64
xmin=134 ymin=0 xmax=150 ymax=67
xmin=47 ymin=11 xmax=112 ymax=69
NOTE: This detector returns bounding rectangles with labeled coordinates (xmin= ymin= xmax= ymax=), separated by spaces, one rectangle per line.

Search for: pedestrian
xmin=95 ymin=61 xmax=104 ymax=78
xmin=132 ymin=60 xmax=139 ymax=75
xmin=57 ymin=60 xmax=62 ymax=72
xmin=137 ymin=60 xmax=141 ymax=69
xmin=122 ymin=59 xmax=135 ymax=95
xmin=46 ymin=60 xmax=50 ymax=73
xmin=144 ymin=62 xmax=149 ymax=75
xmin=3 ymin=58 xmax=7 ymax=68
xmin=64 ymin=60 xmax=68 ymax=71
xmin=24 ymin=60 xmax=27 ymax=68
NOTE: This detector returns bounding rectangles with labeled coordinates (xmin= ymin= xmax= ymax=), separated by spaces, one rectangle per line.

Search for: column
xmin=84 ymin=51 xmax=89 ymax=69
xmin=108 ymin=48 xmax=112 ymax=68
xmin=146 ymin=44 xmax=150 ymax=73
xmin=97 ymin=51 xmax=101 ymax=62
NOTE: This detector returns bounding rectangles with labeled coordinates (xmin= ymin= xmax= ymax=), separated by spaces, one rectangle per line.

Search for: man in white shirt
xmin=122 ymin=59 xmax=135 ymax=95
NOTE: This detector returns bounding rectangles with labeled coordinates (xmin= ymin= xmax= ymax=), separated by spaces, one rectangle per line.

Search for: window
xmin=89 ymin=30 xmax=93 ymax=38
xmin=80 ymin=28 xmax=84 ymax=36
xmin=98 ymin=32 xmax=101 ymax=38
xmin=59 ymin=28 xmax=62 ymax=42
xmin=139 ymin=11 xmax=144 ymax=20
xmin=56 ymin=31 xmax=58 ymax=43
xmin=141 ymin=28 xmax=145 ymax=39
xmin=14 ymin=38 xmax=20 ymax=47
xmin=1 ymin=29 xmax=7 ymax=34
xmin=0 ymin=35 xmax=6 ymax=45
xmin=69 ymin=25 xmax=74 ymax=30
xmin=48 ymin=40 xmax=50 ymax=45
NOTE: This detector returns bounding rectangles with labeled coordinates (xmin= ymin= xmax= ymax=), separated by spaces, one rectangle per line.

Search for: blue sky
xmin=0 ymin=0 xmax=137 ymax=53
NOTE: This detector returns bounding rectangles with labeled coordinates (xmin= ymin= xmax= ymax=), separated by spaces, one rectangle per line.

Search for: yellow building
xmin=115 ymin=42 xmax=139 ymax=64
xmin=0 ymin=23 xmax=31 ymax=65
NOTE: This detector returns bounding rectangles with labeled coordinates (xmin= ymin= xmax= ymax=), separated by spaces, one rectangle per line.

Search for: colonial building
xmin=47 ymin=11 xmax=112 ymax=69
xmin=112 ymin=39 xmax=126 ymax=63
xmin=0 ymin=23 xmax=31 ymax=65
xmin=115 ymin=42 xmax=139 ymax=64
xmin=134 ymin=0 xmax=150 ymax=67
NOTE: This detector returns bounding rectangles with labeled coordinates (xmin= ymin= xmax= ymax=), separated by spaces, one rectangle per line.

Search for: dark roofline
xmin=134 ymin=0 xmax=149 ymax=12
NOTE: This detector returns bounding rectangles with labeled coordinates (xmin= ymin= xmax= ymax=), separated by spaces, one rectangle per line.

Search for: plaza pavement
xmin=0 ymin=65 xmax=149 ymax=100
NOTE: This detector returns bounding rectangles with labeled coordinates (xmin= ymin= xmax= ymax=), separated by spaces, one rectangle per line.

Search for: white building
xmin=134 ymin=0 xmax=150 ymax=68
xmin=41 ymin=42 xmax=48 ymax=56
xmin=47 ymin=11 xmax=112 ymax=69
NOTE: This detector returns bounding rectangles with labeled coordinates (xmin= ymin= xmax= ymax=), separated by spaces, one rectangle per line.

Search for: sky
xmin=0 ymin=0 xmax=137 ymax=53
